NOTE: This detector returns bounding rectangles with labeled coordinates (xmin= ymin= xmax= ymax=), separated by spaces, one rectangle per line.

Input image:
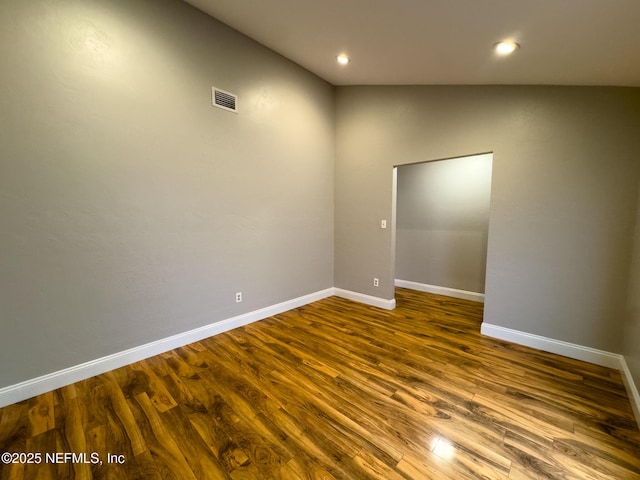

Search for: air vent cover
xmin=212 ymin=87 xmax=238 ymax=113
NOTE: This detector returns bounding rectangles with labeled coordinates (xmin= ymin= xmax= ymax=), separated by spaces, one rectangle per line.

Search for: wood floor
xmin=1 ymin=288 xmax=639 ymax=479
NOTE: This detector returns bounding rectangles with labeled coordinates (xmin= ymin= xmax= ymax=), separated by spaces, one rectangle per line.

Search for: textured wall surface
xmin=0 ymin=0 xmax=334 ymax=388
xmin=335 ymin=85 xmax=640 ymax=353
xmin=624 ymin=185 xmax=640 ymax=390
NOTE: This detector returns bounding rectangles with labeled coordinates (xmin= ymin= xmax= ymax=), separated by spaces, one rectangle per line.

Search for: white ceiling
xmin=184 ymin=0 xmax=640 ymax=87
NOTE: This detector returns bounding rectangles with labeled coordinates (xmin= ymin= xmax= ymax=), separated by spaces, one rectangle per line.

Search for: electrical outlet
xmin=373 ymin=278 xmax=379 ymax=287
xmin=235 ymin=292 xmax=242 ymax=303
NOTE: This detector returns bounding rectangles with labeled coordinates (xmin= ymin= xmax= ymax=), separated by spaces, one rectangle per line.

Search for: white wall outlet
xmin=381 ymin=219 xmax=387 ymax=229
xmin=373 ymin=278 xmax=379 ymax=287
xmin=235 ymin=292 xmax=242 ymax=303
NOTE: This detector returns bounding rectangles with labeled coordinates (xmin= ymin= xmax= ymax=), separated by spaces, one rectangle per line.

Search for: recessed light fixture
xmin=494 ymin=41 xmax=519 ymax=55
xmin=337 ymin=54 xmax=351 ymax=65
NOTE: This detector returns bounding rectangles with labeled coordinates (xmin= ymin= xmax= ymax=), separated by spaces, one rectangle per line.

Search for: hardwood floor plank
xmin=352 ymin=447 xmax=406 ymax=480
xmin=0 ymin=402 xmax=30 ymax=459
xmin=52 ymin=393 xmax=92 ymax=480
xmin=129 ymin=392 xmax=197 ymax=480
xmin=396 ymin=451 xmax=476 ymax=480
xmin=551 ymin=436 xmax=640 ymax=479
xmin=573 ymin=423 xmax=640 ymax=466
xmin=24 ymin=430 xmax=58 ymax=480
xmin=27 ymin=392 xmax=54 ymax=437
xmin=1 ymin=288 xmax=638 ymax=479
xmin=129 ymin=362 xmax=178 ymax=414
xmin=1 ymin=462 xmax=23 ymax=480
xmin=282 ymin=458 xmax=338 ymax=480
xmin=102 ymin=372 xmax=148 ymax=457
xmin=161 ymin=407 xmax=230 ymax=479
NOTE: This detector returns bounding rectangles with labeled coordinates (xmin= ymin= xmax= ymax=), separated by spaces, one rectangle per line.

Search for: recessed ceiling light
xmin=337 ymin=54 xmax=351 ymax=65
xmin=494 ymin=41 xmax=519 ymax=55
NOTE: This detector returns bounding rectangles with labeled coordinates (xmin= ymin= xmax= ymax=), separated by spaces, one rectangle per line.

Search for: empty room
xmin=1 ymin=0 xmax=640 ymax=478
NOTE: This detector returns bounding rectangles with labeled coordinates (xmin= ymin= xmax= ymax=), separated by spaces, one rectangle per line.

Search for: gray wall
xmin=396 ymin=153 xmax=492 ymax=293
xmin=624 ymin=186 xmax=640 ymax=390
xmin=0 ymin=0 xmax=334 ymax=388
xmin=335 ymin=86 xmax=640 ymax=353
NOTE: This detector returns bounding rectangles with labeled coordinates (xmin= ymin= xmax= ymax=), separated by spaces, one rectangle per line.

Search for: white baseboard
xmin=332 ymin=288 xmax=396 ymax=310
xmin=0 ymin=288 xmax=334 ymax=409
xmin=4 ymin=287 xmax=637 ymax=433
xmin=480 ymin=322 xmax=622 ymax=369
xmin=620 ymin=356 xmax=640 ymax=432
xmin=482 ymin=322 xmax=640 ymax=430
xmin=395 ymin=279 xmax=485 ymax=303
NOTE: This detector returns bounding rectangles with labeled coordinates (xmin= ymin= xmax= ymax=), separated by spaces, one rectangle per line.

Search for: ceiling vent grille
xmin=212 ymin=87 xmax=238 ymax=113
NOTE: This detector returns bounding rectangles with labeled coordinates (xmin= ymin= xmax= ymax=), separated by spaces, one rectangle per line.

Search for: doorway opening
xmin=392 ymin=152 xmax=493 ymax=302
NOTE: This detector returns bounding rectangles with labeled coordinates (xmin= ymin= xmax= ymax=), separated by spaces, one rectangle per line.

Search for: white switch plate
xmin=381 ymin=220 xmax=387 ymax=229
